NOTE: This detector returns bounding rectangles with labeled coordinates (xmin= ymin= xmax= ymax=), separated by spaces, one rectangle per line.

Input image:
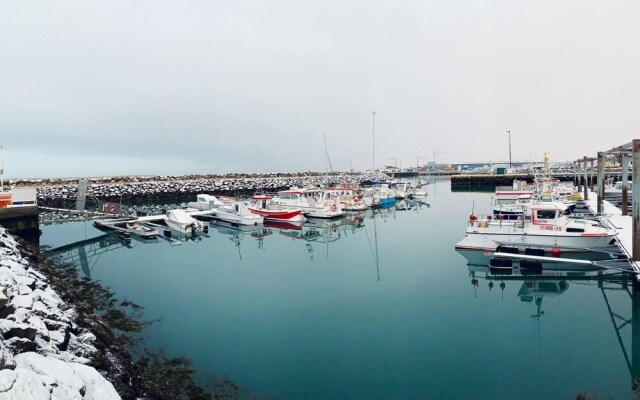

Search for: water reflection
xmin=460 ymin=248 xmax=640 ymax=394
xmin=47 ymin=199 xmax=428 ymax=280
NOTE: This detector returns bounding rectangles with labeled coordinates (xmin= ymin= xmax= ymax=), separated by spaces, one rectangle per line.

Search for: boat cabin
xmin=249 ymin=195 xmax=273 ymax=210
xmin=530 ymin=206 xmax=564 ymax=224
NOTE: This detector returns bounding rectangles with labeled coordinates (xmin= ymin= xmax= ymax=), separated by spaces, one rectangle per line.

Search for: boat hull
xmin=247 ymin=207 xmax=305 ymax=222
xmin=211 ymin=211 xmax=264 ymax=226
xmin=455 ymin=230 xmax=616 ymax=252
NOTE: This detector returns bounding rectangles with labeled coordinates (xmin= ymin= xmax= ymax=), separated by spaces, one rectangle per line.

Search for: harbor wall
xmin=11 ymin=171 xmax=388 ymax=203
xmin=449 ymin=173 xmax=597 ymax=190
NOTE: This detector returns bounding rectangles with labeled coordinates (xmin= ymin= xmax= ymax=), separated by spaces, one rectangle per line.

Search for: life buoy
xmin=469 ymin=214 xmax=477 ymax=222
xmin=331 ymin=204 xmax=337 ymax=212
xmin=353 ymin=197 xmax=359 ymax=203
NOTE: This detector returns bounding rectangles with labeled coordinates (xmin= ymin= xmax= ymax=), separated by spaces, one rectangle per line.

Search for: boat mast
xmin=324 ymin=134 xmax=333 ymax=174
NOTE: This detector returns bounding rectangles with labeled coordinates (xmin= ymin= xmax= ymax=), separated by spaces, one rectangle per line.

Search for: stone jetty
xmin=11 ymin=171 xmax=390 ymax=203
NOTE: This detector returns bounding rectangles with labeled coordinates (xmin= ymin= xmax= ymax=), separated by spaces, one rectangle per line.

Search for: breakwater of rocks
xmin=22 ymin=171 xmax=389 ymax=203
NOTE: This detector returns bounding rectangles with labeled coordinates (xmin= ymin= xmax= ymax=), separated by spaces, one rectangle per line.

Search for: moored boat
xmin=165 ymin=209 xmax=206 ymax=234
xmin=125 ymin=222 xmax=159 ymax=239
xmin=455 ymin=204 xmax=617 ymax=253
xmin=270 ymin=187 xmax=344 ymax=218
xmin=186 ymin=194 xmax=226 ymax=211
xmin=325 ymin=184 xmax=368 ymax=212
xmin=246 ymin=195 xmax=306 ymax=222
xmin=211 ymin=201 xmax=264 ymax=226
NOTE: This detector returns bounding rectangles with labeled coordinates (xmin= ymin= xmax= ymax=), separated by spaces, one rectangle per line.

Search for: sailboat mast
xmin=324 ymin=134 xmax=333 ymax=173
xmin=372 ymin=111 xmax=376 ymax=170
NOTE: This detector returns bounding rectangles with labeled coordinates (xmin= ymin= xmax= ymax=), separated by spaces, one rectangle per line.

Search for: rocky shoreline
xmin=12 ymin=171 xmax=389 ymax=203
xmin=0 ymin=226 xmax=120 ymax=399
xmin=0 ymin=226 xmax=268 ymax=399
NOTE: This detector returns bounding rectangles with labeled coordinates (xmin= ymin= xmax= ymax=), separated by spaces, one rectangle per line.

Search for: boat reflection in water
xmin=210 ymin=219 xmax=272 ymax=258
xmin=47 ymin=201 xmax=429 ymax=283
xmin=458 ymin=247 xmax=640 ymax=393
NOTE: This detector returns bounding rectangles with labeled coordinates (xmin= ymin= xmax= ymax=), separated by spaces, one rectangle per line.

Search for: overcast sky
xmin=1 ymin=1 xmax=639 ymax=178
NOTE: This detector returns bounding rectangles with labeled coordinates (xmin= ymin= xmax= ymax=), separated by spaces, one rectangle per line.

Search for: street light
xmin=507 ymin=130 xmax=512 ymax=169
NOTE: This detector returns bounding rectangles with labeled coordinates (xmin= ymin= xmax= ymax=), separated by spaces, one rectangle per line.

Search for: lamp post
xmin=507 ymin=130 xmax=512 ymax=169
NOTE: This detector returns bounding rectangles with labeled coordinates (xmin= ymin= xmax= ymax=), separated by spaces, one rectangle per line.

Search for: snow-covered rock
xmin=0 ymin=226 xmax=121 ymax=399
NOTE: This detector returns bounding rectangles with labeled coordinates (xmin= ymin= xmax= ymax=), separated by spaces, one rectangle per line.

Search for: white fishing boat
xmin=392 ymin=182 xmax=411 ymax=199
xmin=186 ymin=194 xmax=226 ymax=210
xmin=246 ymin=195 xmax=306 ymax=222
xmin=211 ymin=201 xmax=264 ymax=226
xmin=325 ymin=184 xmax=368 ymax=211
xmin=411 ymin=178 xmax=429 ymax=198
xmin=270 ymin=187 xmax=343 ymax=218
xmin=455 ymin=203 xmax=617 ymax=253
xmin=164 ymin=209 xmax=206 ymax=234
xmin=362 ymin=184 xmax=396 ymax=208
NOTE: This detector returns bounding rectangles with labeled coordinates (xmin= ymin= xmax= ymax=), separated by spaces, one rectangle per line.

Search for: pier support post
xmin=623 ymin=153 xmax=630 ymax=216
xmin=632 ymin=140 xmax=640 ymax=261
xmin=590 ymin=159 xmax=595 ymax=192
xmin=583 ymin=156 xmax=589 ymax=200
xmin=597 ymin=152 xmax=605 ymax=214
xmin=573 ymin=161 xmax=578 ymax=187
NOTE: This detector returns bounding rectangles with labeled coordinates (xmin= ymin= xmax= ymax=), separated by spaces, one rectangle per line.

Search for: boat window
xmin=536 ymin=210 xmax=557 ymax=219
xmin=566 ymin=227 xmax=585 ymax=233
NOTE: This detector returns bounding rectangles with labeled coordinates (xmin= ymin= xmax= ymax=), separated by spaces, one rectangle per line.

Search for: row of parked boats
xmin=95 ymin=180 xmax=428 ymax=239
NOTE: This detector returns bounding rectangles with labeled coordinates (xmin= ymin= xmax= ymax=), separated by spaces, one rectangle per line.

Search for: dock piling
xmin=597 ymin=152 xmax=605 ymax=214
xmin=583 ymin=156 xmax=589 ymax=201
xmin=622 ymin=153 xmax=630 ymax=216
xmin=590 ymin=159 xmax=595 ymax=192
xmin=633 ymin=140 xmax=640 ymax=261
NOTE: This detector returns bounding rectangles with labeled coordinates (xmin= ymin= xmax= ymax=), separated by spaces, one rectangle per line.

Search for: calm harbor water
xmin=41 ymin=179 xmax=638 ymax=399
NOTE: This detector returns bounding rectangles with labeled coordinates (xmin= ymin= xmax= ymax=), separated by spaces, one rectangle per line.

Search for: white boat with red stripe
xmin=455 ymin=203 xmax=617 ymax=253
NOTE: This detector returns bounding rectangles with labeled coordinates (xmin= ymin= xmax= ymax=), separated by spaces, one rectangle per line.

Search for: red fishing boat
xmin=247 ymin=195 xmax=306 ymax=222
